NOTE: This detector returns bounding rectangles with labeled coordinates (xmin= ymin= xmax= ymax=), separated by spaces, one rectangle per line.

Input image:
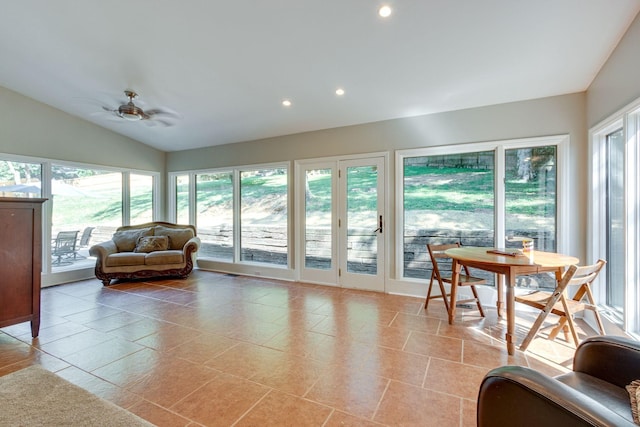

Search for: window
xmin=172 ymin=163 xmax=290 ymax=268
xmin=0 ymin=160 xmax=42 ymax=198
xmin=304 ymin=167 xmax=332 ymax=270
xmin=196 ymin=171 xmax=234 ymax=262
xmin=402 ymin=150 xmax=495 ymax=280
xmin=605 ymin=128 xmax=625 ymax=317
xmin=130 ymin=173 xmax=154 ymax=224
xmin=240 ymin=167 xmax=288 ymax=266
xmin=505 ymin=146 xmax=557 ymax=252
xmin=591 ymin=103 xmax=640 ymax=335
xmin=175 ymin=174 xmax=190 ymax=224
xmin=0 ymin=153 xmax=160 ymax=283
xmin=50 ymin=165 xmax=122 ymax=272
xmin=398 ymin=136 xmax=565 ymax=290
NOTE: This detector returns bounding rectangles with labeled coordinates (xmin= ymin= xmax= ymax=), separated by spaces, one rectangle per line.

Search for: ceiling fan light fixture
xmin=117 ymin=103 xmax=145 ymax=121
xmin=101 ymin=89 xmax=176 ymax=127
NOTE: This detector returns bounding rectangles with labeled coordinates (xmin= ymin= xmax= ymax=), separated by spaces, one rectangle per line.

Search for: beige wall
xmin=587 ymin=11 xmax=640 ymax=126
xmin=0 ymin=86 xmax=165 ymax=172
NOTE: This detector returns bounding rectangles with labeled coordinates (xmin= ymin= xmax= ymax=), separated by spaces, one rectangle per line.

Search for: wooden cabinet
xmin=0 ymin=198 xmax=46 ymax=337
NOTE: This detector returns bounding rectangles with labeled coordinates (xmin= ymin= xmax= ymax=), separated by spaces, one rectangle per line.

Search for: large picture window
xmin=178 ymin=163 xmax=290 ymax=268
xmin=402 ymin=151 xmax=495 ymax=280
xmin=196 ymin=171 xmax=234 ymax=262
xmin=398 ymin=137 xmax=563 ymax=290
xmin=50 ymin=165 xmax=122 ymax=272
xmin=130 ymin=173 xmax=155 ymax=224
xmin=0 ymin=160 xmax=42 ymax=198
xmin=591 ymin=104 xmax=640 ymax=335
xmin=0 ymin=154 xmax=160 ymax=283
xmin=240 ymin=167 xmax=288 ymax=266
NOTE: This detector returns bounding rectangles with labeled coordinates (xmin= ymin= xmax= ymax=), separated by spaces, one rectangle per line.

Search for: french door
xmin=297 ymin=156 xmax=385 ymax=291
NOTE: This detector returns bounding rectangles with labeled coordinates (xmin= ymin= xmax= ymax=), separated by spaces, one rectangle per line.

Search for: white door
xmin=298 ymin=156 xmax=385 ymax=291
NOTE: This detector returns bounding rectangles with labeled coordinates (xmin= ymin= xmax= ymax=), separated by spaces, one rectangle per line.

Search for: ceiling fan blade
xmin=144 ymin=118 xmax=174 ymax=127
xmin=145 ymin=109 xmax=180 ymax=119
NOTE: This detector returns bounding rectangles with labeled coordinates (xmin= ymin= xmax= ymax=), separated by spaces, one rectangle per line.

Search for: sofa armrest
xmin=183 ymin=236 xmax=200 ymax=255
xmin=478 ymin=366 xmax=634 ymax=427
xmin=89 ymin=240 xmax=118 ymax=261
xmin=573 ymin=335 xmax=640 ymax=388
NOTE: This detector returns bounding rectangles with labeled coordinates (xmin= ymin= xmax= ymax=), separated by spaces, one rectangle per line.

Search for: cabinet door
xmin=0 ymin=207 xmax=34 ymax=322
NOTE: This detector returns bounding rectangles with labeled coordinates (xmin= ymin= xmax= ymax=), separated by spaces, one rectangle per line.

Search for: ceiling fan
xmin=101 ymin=90 xmax=178 ymax=126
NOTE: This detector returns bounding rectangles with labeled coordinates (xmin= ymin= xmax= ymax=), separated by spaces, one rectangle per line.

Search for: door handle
xmin=374 ymin=215 xmax=383 ymax=234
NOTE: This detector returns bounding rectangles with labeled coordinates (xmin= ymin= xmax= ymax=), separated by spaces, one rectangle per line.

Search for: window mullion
xmin=233 ymin=170 xmax=241 ymax=263
xmin=494 ymin=147 xmax=506 ymax=246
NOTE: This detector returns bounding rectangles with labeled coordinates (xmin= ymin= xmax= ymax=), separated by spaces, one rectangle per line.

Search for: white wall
xmin=0 ymin=86 xmax=165 ymax=172
xmin=587 ymin=12 xmax=640 ymax=126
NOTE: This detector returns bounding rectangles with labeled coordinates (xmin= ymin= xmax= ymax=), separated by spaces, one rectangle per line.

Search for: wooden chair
xmin=424 ymin=243 xmax=486 ymax=317
xmin=516 ymin=259 xmax=607 ymax=351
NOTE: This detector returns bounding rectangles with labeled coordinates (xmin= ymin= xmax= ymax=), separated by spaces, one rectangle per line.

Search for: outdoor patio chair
xmin=515 ymin=259 xmax=607 ymax=351
xmin=424 ymin=242 xmax=486 ymax=317
xmin=51 ymin=230 xmax=79 ymax=265
xmin=78 ymin=226 xmax=95 ymax=248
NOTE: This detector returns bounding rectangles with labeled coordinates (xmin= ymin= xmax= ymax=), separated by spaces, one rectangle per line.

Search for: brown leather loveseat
xmin=477 ymin=335 xmax=640 ymax=426
xmin=89 ymin=221 xmax=200 ymax=286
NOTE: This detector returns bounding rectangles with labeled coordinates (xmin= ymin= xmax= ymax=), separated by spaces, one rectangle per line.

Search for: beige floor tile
xmin=305 ymin=368 xmax=389 ymax=419
xmin=374 ymin=380 xmax=461 ymax=426
xmin=235 ymin=390 xmax=332 ymax=426
xmin=325 ymin=410 xmax=386 ymax=426
xmin=423 ymin=357 xmax=491 ymax=400
xmin=206 ymin=341 xmax=288 ymax=378
xmin=126 ymin=357 xmax=218 ymax=407
xmin=170 ymin=371 xmax=269 ymax=426
xmin=461 ymin=340 xmax=528 ymax=370
xmin=128 ymin=399 xmax=192 ymax=427
xmin=361 ymin=346 xmax=430 ymax=386
xmin=404 ymin=331 xmax=463 ymax=362
xmin=249 ymin=353 xmax=327 ymax=396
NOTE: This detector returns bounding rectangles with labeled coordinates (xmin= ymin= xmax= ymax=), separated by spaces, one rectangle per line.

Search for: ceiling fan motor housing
xmin=118 ymin=102 xmax=145 ymax=121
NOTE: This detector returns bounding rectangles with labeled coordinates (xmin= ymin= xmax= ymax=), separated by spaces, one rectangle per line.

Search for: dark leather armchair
xmin=477 ymin=335 xmax=640 ymax=426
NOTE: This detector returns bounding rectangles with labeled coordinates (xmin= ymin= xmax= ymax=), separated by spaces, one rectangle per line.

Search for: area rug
xmin=0 ymin=365 xmax=154 ymax=426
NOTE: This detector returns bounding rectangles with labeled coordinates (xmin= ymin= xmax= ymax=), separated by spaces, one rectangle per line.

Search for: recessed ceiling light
xmin=378 ymin=5 xmax=392 ymax=18
xmin=335 ymin=88 xmax=345 ymax=96
xmin=282 ymin=99 xmax=292 ymax=107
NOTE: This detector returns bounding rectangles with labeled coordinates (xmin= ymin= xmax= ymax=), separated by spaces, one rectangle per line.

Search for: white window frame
xmin=170 ymin=162 xmax=293 ymax=274
xmin=0 ymin=152 xmax=161 ymax=286
xmin=589 ymin=100 xmax=640 ymax=335
xmin=395 ymin=135 xmax=569 ymax=280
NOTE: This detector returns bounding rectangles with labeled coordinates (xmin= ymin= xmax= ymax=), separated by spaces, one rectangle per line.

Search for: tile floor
xmin=0 ymin=271 xmax=593 ymax=426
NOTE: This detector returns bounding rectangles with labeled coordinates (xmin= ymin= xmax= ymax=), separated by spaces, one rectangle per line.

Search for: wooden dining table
xmin=445 ymin=246 xmax=579 ymax=355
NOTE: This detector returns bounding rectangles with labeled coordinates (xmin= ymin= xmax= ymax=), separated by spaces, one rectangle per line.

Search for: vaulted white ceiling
xmin=1 ymin=1 xmax=638 ymax=152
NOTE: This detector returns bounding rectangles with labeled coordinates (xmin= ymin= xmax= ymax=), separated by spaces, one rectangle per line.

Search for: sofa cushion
xmin=154 ymin=226 xmax=194 ymax=250
xmin=112 ymin=228 xmax=153 ymax=252
xmin=105 ymin=252 xmax=147 ymax=267
xmin=145 ymin=250 xmax=184 ymax=265
xmin=134 ymin=236 xmax=169 ymax=253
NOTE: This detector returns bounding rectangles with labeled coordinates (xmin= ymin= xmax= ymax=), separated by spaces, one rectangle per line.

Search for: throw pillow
xmin=134 ymin=236 xmax=169 ymax=253
xmin=154 ymin=225 xmax=194 ymax=250
xmin=112 ymin=227 xmax=153 ymax=252
xmin=626 ymin=379 xmax=640 ymax=425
